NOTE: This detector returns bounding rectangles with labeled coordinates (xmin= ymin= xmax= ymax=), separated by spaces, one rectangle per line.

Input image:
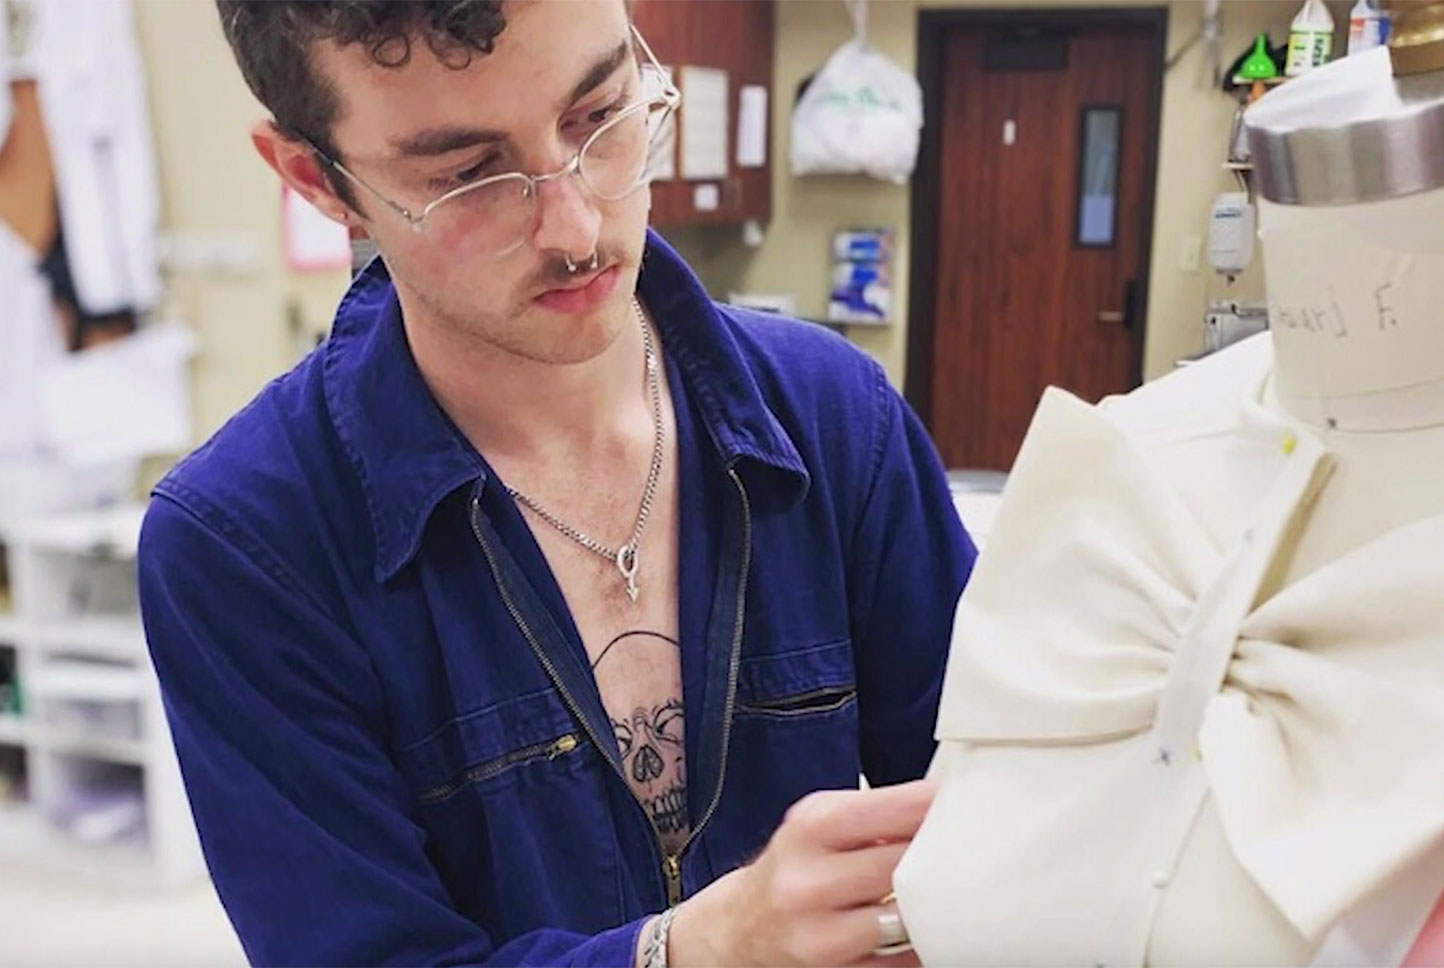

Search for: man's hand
xmin=667 ymin=780 xmax=936 ymax=967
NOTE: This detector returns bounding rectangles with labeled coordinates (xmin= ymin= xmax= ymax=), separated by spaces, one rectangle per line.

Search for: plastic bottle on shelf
xmin=1348 ymin=0 xmax=1391 ymax=55
xmin=1286 ymin=0 xmax=1335 ymax=76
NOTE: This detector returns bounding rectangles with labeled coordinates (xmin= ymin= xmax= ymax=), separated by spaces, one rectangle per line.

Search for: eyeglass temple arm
xmin=302 ymin=136 xmax=421 ymax=224
xmin=629 ymin=24 xmax=679 ymax=99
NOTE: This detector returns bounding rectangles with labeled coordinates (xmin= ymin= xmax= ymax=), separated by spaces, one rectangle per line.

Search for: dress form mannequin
xmin=1256 ymin=187 xmax=1444 ymax=587
xmin=894 ymin=22 xmax=1444 ymax=967
xmin=1149 ymin=150 xmax=1444 ymax=968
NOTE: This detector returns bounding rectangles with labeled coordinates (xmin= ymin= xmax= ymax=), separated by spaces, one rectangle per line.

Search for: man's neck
xmin=403 ymin=299 xmax=651 ymax=466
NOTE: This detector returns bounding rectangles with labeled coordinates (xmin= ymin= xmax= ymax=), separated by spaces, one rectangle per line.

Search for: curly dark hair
xmin=217 ymin=1 xmax=507 ymax=204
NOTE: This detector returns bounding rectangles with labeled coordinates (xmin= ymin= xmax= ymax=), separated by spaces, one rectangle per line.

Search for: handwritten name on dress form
xmin=1270 ymin=283 xmax=1402 ymax=339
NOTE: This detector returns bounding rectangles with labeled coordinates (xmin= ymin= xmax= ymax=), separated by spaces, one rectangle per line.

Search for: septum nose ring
xmin=564 ymin=252 xmax=600 ymax=274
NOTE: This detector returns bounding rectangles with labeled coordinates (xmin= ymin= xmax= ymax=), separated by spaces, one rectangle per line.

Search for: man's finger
xmin=802 ymin=841 xmax=910 ymax=909
xmin=783 ymin=780 xmax=937 ymax=853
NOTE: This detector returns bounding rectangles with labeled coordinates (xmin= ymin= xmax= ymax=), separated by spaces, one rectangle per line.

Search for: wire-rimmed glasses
xmin=311 ymin=24 xmax=680 ymax=257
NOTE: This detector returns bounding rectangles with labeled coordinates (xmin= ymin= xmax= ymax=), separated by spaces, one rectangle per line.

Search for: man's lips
xmin=542 ymin=267 xmax=605 ymax=293
xmin=534 ymin=264 xmax=620 ymax=314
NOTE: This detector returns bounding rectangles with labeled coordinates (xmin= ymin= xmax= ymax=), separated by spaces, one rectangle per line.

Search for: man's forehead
xmin=314 ymin=0 xmax=633 ymax=160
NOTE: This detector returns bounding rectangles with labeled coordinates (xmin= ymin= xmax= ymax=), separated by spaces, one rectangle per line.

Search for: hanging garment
xmin=895 ymin=335 xmax=1444 ymax=967
xmin=0 ymin=0 xmax=161 ymax=316
xmin=0 ymin=2 xmax=63 ymax=460
xmin=0 ymin=79 xmax=54 ymax=253
xmin=40 ymin=209 xmax=137 ymax=349
xmin=0 ymin=216 xmax=62 ymax=457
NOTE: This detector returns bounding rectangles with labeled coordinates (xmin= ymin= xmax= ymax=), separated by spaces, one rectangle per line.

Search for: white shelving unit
xmin=0 ymin=504 xmax=203 ymax=889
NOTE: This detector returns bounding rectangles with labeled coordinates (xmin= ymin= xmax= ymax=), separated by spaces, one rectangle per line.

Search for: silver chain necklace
xmin=506 ymin=300 xmax=664 ymax=603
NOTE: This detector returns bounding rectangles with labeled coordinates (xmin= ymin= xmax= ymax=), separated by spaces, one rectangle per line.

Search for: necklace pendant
xmin=617 ymin=544 xmax=640 ymax=603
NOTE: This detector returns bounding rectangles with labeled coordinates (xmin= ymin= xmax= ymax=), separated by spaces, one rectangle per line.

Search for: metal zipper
xmin=470 ymin=492 xmax=681 ymax=902
xmin=418 ymin=733 xmax=579 ymax=805
xmin=468 ymin=465 xmax=753 ymax=909
xmin=661 ymin=464 xmax=752 ymax=902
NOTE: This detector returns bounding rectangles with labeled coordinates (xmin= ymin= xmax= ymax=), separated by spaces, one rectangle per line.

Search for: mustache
xmin=534 ymin=248 xmax=621 ymax=290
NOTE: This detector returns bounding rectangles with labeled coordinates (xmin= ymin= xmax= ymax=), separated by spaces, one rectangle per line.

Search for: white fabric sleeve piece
xmin=1309 ymin=844 xmax=1444 ymax=968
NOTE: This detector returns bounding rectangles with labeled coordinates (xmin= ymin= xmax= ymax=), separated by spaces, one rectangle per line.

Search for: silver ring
xmin=563 ymin=252 xmax=599 ymax=274
xmin=873 ymin=901 xmax=912 ymax=956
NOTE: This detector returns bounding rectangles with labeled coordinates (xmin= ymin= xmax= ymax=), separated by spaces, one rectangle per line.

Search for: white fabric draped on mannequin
xmin=894 ymin=336 xmax=1444 ymax=967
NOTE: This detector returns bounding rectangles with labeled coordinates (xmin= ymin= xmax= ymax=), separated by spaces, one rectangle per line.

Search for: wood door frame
xmin=904 ymin=7 xmax=1168 ymax=428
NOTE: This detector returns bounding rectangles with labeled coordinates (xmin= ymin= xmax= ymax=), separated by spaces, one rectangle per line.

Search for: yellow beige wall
xmin=671 ymin=0 xmax=1337 ymax=387
xmin=132 ymin=0 xmax=349 ymax=440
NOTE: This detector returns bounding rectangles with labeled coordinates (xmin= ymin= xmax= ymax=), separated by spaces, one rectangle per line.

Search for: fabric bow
xmin=933 ymin=387 xmax=1444 ymax=942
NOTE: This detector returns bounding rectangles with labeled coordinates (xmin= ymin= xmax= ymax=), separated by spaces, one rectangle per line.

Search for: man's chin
xmin=504 ymin=300 xmax=633 ymax=367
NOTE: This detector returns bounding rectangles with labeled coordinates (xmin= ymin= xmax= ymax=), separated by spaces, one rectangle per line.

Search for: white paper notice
xmin=283 ymin=185 xmax=351 ymax=272
xmin=679 ymin=66 xmax=729 ymax=181
xmin=647 ymin=65 xmax=678 ymax=182
xmin=737 ymin=85 xmax=768 ymax=168
xmin=693 ymin=184 xmax=720 ymax=212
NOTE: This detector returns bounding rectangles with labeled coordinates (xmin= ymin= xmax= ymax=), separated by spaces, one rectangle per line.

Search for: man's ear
xmin=250 ymin=120 xmax=353 ymax=225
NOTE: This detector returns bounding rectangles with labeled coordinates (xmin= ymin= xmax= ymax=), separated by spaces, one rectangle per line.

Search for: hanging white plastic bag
xmin=790 ymin=39 xmax=924 ymax=183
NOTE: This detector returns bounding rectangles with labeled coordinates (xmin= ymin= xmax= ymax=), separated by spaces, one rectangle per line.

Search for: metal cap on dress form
xmin=1245 ymin=40 xmax=1444 ymax=205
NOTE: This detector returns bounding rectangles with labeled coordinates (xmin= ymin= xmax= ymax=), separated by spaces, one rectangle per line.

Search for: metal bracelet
xmin=642 ymin=906 xmax=678 ymax=968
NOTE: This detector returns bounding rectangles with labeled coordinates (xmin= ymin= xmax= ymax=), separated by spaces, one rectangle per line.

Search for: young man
xmin=139 ymin=1 xmax=975 ymax=965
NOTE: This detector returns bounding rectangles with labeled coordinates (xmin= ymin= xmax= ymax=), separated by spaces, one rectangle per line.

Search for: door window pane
xmin=1076 ymin=107 xmax=1121 ymax=247
xmin=983 ymin=29 xmax=1069 ymax=72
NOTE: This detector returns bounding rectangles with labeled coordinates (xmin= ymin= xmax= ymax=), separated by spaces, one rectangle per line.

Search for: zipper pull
xmin=664 ymin=854 xmax=683 ymax=906
xmin=549 ymin=734 xmax=579 ymax=759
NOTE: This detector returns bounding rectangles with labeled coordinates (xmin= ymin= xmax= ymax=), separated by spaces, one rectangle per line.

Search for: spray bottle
xmin=1348 ymin=0 xmax=1391 ymax=54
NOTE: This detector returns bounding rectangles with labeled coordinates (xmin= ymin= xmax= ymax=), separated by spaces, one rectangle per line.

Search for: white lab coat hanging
xmin=7 ymin=0 xmax=161 ymax=315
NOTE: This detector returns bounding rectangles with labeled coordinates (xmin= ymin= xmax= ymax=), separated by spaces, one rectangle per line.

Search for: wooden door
xmin=909 ymin=13 xmax=1165 ymax=471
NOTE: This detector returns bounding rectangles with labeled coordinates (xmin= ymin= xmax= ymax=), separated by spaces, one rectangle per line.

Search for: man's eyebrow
xmin=389 ymin=126 xmax=507 ymax=159
xmin=561 ymin=39 xmax=631 ymax=111
xmin=385 ymin=37 xmax=631 ymax=159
